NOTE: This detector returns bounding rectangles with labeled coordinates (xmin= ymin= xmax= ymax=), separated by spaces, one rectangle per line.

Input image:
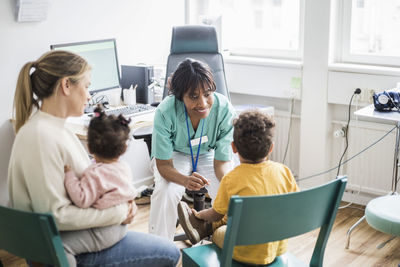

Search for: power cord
xmin=297 ymin=125 xmax=396 ymax=182
xmin=336 ymin=88 xmax=361 ymax=177
xmin=339 ymin=94 xmax=363 ymax=209
xmin=282 ymin=97 xmax=295 ymax=164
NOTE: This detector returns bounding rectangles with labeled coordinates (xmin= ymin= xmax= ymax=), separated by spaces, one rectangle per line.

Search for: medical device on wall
xmin=373 ymin=91 xmax=400 ymax=112
xmin=50 ymin=39 xmax=121 ymax=95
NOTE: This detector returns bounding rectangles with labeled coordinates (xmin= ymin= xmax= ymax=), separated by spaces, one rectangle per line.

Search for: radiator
xmin=268 ymin=111 xmax=396 ymax=200
xmin=269 ymin=111 xmax=300 ymax=178
xmin=331 ymin=121 xmax=396 ymax=196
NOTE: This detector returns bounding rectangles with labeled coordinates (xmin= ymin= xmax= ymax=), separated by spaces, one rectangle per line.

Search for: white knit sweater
xmin=8 ymin=110 xmax=128 ymax=231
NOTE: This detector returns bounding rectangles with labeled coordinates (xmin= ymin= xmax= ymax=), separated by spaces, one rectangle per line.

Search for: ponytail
xmin=13 ymin=62 xmax=37 ymax=133
xmin=12 ymin=50 xmax=90 ymax=133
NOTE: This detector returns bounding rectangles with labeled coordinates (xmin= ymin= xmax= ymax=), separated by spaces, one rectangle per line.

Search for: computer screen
xmin=50 ymin=39 xmax=121 ymax=94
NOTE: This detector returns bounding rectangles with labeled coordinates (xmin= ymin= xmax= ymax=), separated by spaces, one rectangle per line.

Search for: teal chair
xmin=0 ymin=205 xmax=69 ymax=267
xmin=182 ymin=177 xmax=347 ymax=267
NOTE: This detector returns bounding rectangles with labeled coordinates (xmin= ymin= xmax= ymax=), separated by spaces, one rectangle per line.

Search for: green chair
xmin=182 ymin=177 xmax=347 ymax=267
xmin=0 ymin=205 xmax=69 ymax=267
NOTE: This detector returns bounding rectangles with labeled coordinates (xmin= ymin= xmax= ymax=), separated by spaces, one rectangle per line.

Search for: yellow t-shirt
xmin=212 ymin=160 xmax=299 ymax=265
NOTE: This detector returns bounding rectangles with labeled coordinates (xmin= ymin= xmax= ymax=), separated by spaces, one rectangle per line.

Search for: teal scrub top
xmin=151 ymin=92 xmax=236 ymax=162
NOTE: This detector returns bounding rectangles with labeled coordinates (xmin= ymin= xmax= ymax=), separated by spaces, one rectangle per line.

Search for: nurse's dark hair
xmin=233 ymin=110 xmax=275 ymax=163
xmin=13 ymin=50 xmax=90 ymax=133
xmin=87 ymin=106 xmax=131 ymax=159
xmin=169 ymin=58 xmax=216 ymax=101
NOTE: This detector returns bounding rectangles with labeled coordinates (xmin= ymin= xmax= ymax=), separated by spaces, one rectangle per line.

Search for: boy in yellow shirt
xmin=178 ymin=110 xmax=299 ymax=265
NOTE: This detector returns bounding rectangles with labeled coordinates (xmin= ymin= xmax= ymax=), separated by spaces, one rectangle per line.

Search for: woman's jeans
xmin=74 ymin=231 xmax=180 ymax=266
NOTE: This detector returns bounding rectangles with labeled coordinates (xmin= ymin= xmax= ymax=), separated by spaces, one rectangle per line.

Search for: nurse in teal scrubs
xmin=149 ymin=58 xmax=236 ymax=240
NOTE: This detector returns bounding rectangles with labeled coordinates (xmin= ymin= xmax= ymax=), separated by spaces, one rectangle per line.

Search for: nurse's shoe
xmin=177 ymin=201 xmax=212 ymax=244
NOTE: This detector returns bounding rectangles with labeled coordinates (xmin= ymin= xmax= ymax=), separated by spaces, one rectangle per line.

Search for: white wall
xmin=0 ymin=0 xmax=184 ymax=205
xmin=0 ymin=0 xmax=184 ymax=123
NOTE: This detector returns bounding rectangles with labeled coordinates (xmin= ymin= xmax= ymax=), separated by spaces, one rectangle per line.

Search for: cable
xmin=282 ymin=98 xmax=295 ymax=164
xmin=336 ymin=88 xmax=361 ymax=177
xmin=339 ymin=95 xmax=363 ymax=209
xmin=339 ymin=204 xmax=365 ymax=211
xmin=338 ymin=184 xmax=361 ymax=209
xmin=297 ymin=125 xmax=396 ymax=182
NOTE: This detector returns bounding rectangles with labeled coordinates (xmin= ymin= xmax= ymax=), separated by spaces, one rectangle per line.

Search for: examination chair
xmin=133 ymin=24 xmax=230 ymax=240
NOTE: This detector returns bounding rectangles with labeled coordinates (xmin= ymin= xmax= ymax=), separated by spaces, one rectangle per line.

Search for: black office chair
xmin=133 ymin=24 xmax=230 ymax=239
xmin=162 ymin=25 xmax=229 ymax=100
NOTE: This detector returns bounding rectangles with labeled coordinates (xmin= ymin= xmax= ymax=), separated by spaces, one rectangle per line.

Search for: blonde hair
xmin=13 ymin=50 xmax=90 ymax=132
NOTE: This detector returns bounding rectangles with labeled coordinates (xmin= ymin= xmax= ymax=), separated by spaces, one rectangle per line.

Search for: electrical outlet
xmin=354 ymin=88 xmax=377 ymax=104
xmin=333 ymin=125 xmax=346 ymax=138
xmin=360 ymin=88 xmax=369 ymax=103
xmin=290 ymin=88 xmax=301 ymax=99
xmin=366 ymin=89 xmax=376 ymax=104
xmin=284 ymin=88 xmax=301 ymax=99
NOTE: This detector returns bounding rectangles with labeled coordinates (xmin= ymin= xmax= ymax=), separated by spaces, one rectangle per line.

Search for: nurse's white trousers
xmin=148 ymin=151 xmax=220 ymax=240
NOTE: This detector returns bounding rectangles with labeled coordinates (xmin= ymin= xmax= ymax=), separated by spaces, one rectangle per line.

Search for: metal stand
xmin=345 ymin=120 xmax=400 ymax=249
xmin=345 ymin=215 xmax=365 ymax=249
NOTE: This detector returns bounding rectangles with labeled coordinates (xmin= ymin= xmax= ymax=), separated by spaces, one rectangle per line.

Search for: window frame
xmin=339 ymin=0 xmax=400 ymax=67
xmin=185 ymin=0 xmax=305 ymax=61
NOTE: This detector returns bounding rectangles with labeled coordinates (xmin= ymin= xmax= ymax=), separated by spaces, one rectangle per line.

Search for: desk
xmin=66 ymin=111 xmax=155 ymax=140
xmin=346 ymin=104 xmax=400 ymax=249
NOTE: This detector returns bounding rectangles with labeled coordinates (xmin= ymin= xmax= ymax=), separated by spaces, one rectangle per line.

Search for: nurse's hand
xmin=185 ymin=172 xmax=210 ymax=191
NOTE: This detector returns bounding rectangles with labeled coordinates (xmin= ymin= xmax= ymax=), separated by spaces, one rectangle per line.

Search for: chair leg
xmin=377 ymin=235 xmax=396 ymax=249
xmin=174 ymin=232 xmax=188 ymax=241
xmin=193 ymin=193 xmax=205 ymax=211
xmin=345 ymin=215 xmax=365 ymax=249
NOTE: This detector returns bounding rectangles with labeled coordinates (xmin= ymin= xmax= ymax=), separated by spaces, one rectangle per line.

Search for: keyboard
xmin=104 ymin=104 xmax=156 ymax=117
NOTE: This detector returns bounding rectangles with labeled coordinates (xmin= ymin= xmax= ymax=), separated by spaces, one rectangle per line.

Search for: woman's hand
xmin=121 ymin=200 xmax=137 ymax=225
xmin=184 ymin=172 xmax=210 ymax=191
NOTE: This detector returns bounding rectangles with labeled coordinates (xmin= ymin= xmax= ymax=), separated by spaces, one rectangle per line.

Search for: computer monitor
xmin=50 ymin=39 xmax=121 ymax=94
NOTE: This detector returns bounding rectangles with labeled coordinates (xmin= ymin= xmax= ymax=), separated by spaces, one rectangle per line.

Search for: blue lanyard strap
xmin=184 ymin=106 xmax=205 ymax=173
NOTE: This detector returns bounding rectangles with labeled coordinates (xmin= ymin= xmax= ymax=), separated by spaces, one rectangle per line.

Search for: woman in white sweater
xmin=8 ymin=50 xmax=180 ymax=266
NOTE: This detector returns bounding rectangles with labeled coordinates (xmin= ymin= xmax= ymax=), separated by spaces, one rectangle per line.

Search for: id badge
xmin=190 ymin=135 xmax=208 ymax=146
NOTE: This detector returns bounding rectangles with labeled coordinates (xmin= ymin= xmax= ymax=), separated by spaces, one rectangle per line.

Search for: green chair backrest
xmin=221 ymin=177 xmax=347 ymax=267
xmin=0 ymin=205 xmax=69 ymax=267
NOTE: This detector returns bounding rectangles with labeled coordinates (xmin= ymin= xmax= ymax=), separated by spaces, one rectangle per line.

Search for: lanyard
xmin=184 ymin=106 xmax=205 ymax=173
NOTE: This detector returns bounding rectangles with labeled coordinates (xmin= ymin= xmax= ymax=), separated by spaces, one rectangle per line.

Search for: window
xmin=186 ymin=0 xmax=304 ymax=60
xmin=339 ymin=0 xmax=400 ymax=66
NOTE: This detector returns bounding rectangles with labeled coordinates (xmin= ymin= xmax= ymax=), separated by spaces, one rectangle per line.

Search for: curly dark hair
xmin=169 ymin=58 xmax=216 ymax=101
xmin=233 ymin=110 xmax=275 ymax=163
xmin=87 ymin=106 xmax=131 ymax=159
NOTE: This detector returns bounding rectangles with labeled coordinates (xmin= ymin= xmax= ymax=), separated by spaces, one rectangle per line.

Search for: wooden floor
xmin=1 ymin=202 xmax=400 ymax=267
